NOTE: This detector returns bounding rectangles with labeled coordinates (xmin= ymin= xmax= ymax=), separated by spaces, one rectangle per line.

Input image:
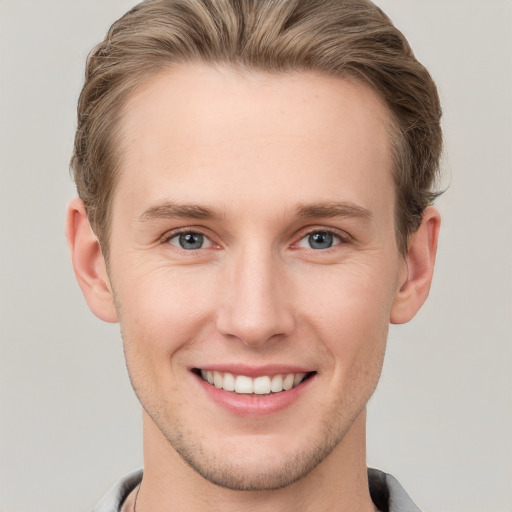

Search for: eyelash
xmin=162 ymin=226 xmax=351 ymax=253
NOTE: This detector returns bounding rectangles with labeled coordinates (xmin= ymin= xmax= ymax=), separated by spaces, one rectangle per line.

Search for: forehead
xmin=115 ymin=64 xmax=395 ymax=222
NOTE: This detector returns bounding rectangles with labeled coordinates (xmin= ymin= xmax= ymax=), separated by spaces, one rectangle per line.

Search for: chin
xmin=154 ymin=415 xmax=350 ymax=492
xmin=175 ymin=442 xmax=334 ymax=491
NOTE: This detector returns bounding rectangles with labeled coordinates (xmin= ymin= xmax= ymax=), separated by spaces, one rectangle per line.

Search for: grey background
xmin=0 ymin=1 xmax=510 ymax=511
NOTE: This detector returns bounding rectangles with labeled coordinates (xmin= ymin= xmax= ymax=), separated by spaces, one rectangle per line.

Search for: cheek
xmin=113 ymin=264 xmax=218 ymax=362
xmin=296 ymin=260 xmax=398 ymax=330
xmin=293 ymin=261 xmax=396 ymax=376
xmin=115 ymin=269 xmax=217 ymax=414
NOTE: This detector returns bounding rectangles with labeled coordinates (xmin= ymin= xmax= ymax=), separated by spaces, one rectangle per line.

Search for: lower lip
xmin=194 ymin=373 xmax=316 ymax=417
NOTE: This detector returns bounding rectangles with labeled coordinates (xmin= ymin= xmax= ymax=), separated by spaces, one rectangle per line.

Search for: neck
xmin=136 ymin=410 xmax=376 ymax=512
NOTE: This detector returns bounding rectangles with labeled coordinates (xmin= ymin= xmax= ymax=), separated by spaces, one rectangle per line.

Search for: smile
xmin=198 ymin=369 xmax=312 ymax=395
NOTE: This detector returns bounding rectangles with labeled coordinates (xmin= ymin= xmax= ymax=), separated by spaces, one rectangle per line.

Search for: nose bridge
xmin=216 ymin=241 xmax=295 ymax=346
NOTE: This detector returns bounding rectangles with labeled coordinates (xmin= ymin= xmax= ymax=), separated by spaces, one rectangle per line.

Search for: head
xmin=67 ymin=0 xmax=441 ymax=496
xmin=71 ymin=0 xmax=442 ymax=258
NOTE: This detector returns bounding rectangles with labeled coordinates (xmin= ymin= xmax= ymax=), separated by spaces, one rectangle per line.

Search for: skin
xmin=67 ymin=64 xmax=440 ymax=512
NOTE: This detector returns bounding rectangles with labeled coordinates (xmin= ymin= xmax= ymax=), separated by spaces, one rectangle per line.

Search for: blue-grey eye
xmin=297 ymin=231 xmax=341 ymax=250
xmin=169 ymin=232 xmax=212 ymax=250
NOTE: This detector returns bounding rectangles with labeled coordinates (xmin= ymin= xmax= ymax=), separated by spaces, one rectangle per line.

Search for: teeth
xmin=271 ymin=374 xmax=283 ymax=392
xmin=235 ymin=375 xmax=253 ymax=394
xmin=213 ymin=371 xmax=223 ymax=388
xmin=199 ymin=370 xmax=309 ymax=394
xmin=253 ymin=376 xmax=271 ymax=395
xmin=223 ymin=372 xmax=235 ymax=391
xmin=283 ymin=373 xmax=294 ymax=390
xmin=294 ymin=373 xmax=306 ymax=386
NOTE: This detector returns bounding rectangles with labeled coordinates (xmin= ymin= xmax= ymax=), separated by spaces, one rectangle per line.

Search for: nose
xmin=216 ymin=246 xmax=296 ymax=348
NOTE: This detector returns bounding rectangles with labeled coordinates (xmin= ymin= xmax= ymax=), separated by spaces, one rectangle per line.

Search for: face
xmin=107 ymin=64 xmax=406 ymax=490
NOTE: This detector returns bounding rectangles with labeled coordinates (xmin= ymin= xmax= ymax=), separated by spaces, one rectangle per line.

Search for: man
xmin=66 ymin=0 xmax=442 ymax=510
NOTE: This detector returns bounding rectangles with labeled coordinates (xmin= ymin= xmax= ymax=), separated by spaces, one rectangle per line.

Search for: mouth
xmin=193 ymin=368 xmax=315 ymax=395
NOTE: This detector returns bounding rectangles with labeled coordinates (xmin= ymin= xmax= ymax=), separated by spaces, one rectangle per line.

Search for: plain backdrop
xmin=0 ymin=1 xmax=511 ymax=511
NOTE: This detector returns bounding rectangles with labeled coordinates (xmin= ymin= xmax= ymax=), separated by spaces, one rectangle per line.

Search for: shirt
xmin=92 ymin=467 xmax=421 ymax=512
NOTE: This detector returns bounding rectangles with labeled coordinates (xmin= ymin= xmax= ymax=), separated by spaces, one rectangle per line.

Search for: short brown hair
xmin=71 ymin=0 xmax=442 ymax=254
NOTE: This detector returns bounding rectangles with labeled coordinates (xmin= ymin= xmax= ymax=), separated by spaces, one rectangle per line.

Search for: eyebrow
xmin=138 ymin=200 xmax=372 ymax=223
xmin=139 ymin=201 xmax=223 ymax=222
xmin=294 ymin=202 xmax=372 ymax=221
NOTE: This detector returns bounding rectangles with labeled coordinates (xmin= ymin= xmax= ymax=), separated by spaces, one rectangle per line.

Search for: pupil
xmin=309 ymin=232 xmax=333 ymax=249
xmin=179 ymin=232 xmax=203 ymax=250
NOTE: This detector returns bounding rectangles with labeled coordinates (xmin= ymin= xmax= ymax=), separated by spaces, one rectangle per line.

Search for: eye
xmin=167 ymin=231 xmax=213 ymax=250
xmin=296 ymin=230 xmax=342 ymax=250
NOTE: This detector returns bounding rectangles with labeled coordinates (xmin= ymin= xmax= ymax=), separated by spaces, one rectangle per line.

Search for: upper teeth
xmin=200 ymin=370 xmax=307 ymax=394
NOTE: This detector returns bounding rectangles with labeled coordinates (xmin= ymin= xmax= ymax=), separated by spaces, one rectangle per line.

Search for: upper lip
xmin=192 ymin=364 xmax=315 ymax=378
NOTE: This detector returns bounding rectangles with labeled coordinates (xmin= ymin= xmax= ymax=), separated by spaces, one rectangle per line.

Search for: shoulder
xmin=92 ymin=469 xmax=143 ymax=512
xmin=368 ymin=468 xmax=421 ymax=512
xmin=91 ymin=467 xmax=419 ymax=512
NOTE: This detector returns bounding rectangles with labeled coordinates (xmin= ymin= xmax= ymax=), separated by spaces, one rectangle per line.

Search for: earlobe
xmin=66 ymin=198 xmax=118 ymax=323
xmin=390 ymin=207 xmax=441 ymax=324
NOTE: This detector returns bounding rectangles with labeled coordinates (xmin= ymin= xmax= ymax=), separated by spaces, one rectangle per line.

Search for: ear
xmin=390 ymin=207 xmax=441 ymax=324
xmin=66 ymin=198 xmax=118 ymax=323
